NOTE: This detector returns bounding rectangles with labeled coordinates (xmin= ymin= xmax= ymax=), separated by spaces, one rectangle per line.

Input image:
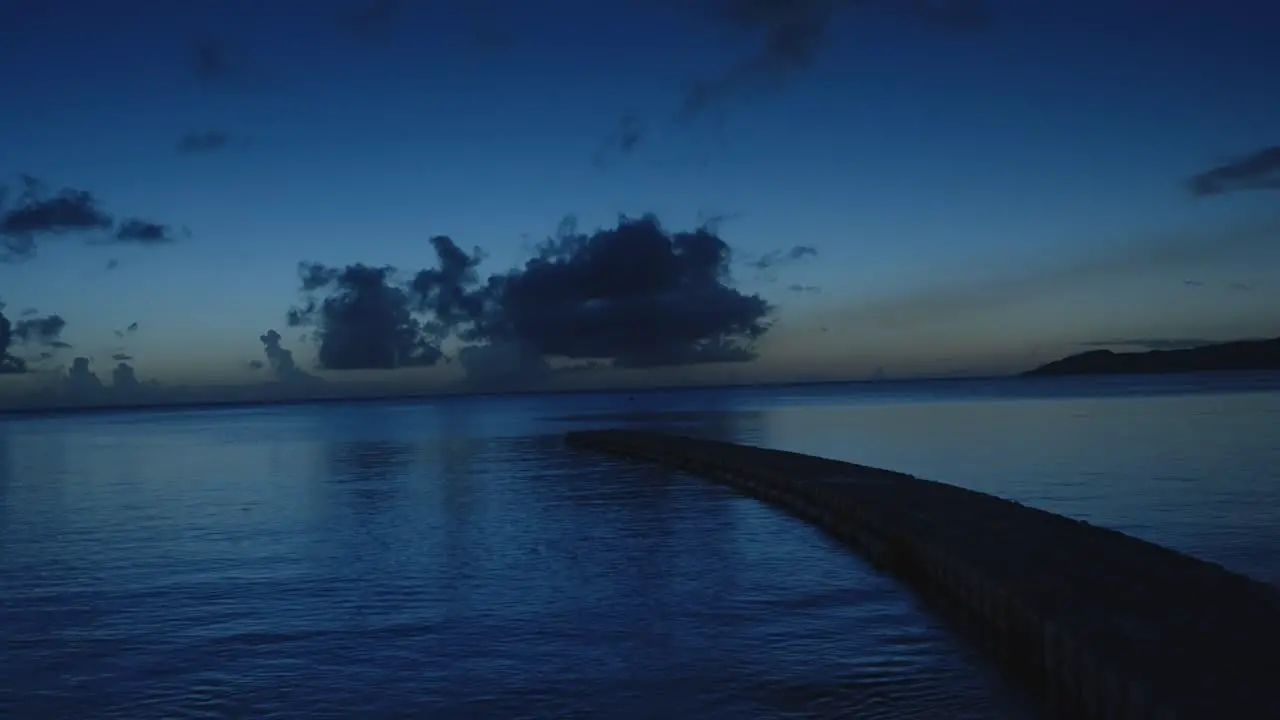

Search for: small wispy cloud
xmin=1188 ymin=146 xmax=1280 ymax=197
xmin=751 ymin=244 xmax=817 ymax=270
xmin=177 ymin=131 xmax=242 ymax=154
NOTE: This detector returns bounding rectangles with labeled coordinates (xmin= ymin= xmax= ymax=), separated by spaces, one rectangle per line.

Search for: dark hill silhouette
xmin=1024 ymin=337 xmax=1280 ymax=377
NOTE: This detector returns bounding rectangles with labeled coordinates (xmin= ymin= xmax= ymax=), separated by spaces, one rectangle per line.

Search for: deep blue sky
xmin=1 ymin=0 xmax=1278 ymax=407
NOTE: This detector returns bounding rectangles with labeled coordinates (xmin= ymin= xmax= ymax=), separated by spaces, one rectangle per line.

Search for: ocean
xmin=2 ymin=373 xmax=1278 ymax=719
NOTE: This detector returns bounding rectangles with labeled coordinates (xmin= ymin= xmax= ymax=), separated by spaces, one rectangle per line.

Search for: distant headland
xmin=1024 ymin=337 xmax=1280 ymax=377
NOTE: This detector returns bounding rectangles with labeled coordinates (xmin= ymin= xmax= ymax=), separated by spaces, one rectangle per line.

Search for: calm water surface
xmin=2 ymin=374 xmax=1277 ymax=718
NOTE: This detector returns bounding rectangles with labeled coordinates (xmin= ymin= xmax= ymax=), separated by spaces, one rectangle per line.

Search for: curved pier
xmin=565 ymin=429 xmax=1280 ymax=720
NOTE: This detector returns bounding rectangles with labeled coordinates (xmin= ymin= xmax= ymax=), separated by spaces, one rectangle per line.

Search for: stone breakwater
xmin=565 ymin=429 xmax=1280 ymax=720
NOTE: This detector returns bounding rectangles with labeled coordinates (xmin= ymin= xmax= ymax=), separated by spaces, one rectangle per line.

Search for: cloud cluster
xmin=0 ymin=175 xmax=185 ymax=262
xmin=288 ymin=262 xmax=448 ymax=370
xmin=287 ymin=215 xmax=775 ymax=382
xmin=60 ymin=356 xmax=150 ymax=397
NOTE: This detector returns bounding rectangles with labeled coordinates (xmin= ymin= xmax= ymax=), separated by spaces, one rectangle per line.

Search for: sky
xmin=1 ymin=0 xmax=1278 ymax=409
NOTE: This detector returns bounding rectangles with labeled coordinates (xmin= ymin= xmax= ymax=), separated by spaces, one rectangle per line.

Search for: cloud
xmin=671 ymin=0 xmax=988 ymax=121
xmin=338 ymin=0 xmax=410 ymax=39
xmin=1188 ymin=146 xmax=1280 ymax=197
xmin=176 ymin=131 xmax=238 ymax=154
xmin=1079 ymin=338 xmax=1218 ymax=351
xmin=112 ymin=353 xmax=133 ymax=362
xmin=0 ymin=306 xmax=26 ymax=374
xmin=247 ymin=359 xmax=265 ymax=370
xmin=751 ymin=243 xmax=817 ymax=270
xmin=787 ymin=283 xmax=820 ymax=293
xmin=287 ymin=215 xmax=774 ymax=381
xmin=467 ymin=215 xmax=772 ymax=368
xmin=115 ymin=219 xmax=183 ymax=244
xmin=42 ymin=353 xmax=154 ymax=398
xmin=675 ymin=0 xmax=841 ymax=121
xmin=0 ymin=304 xmax=70 ymax=373
xmin=593 ymin=114 xmax=648 ymax=169
xmin=288 ymin=263 xmax=447 ymax=370
xmin=0 ymin=175 xmax=184 ymax=262
xmin=111 ymin=362 xmax=140 ymax=391
xmin=190 ymin=35 xmax=230 ymax=82
xmin=258 ymin=329 xmax=322 ymax=383
xmin=65 ymin=357 xmax=103 ymax=394
xmin=11 ymin=313 xmax=66 ymax=346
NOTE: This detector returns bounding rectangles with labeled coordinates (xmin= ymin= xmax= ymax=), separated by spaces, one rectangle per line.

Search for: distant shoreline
xmin=4 ymin=369 xmax=1280 ymax=420
xmin=1024 ymin=337 xmax=1280 ymax=378
xmin=0 ymin=376 xmax=1002 ymax=420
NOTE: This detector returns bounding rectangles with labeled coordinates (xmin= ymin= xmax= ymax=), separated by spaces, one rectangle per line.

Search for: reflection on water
xmin=2 ymin=375 xmax=1276 ymax=718
xmin=325 ymin=440 xmax=414 ymax=512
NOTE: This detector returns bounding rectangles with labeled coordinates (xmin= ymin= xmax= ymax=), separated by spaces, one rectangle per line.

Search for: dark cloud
xmin=54 ymin=356 xmax=151 ymax=397
xmin=11 ymin=313 xmax=66 ymax=346
xmin=247 ymin=359 xmax=265 ymax=370
xmin=115 ymin=219 xmax=183 ymax=244
xmin=0 ymin=304 xmax=69 ymax=373
xmin=258 ymin=329 xmax=322 ymax=383
xmin=111 ymin=362 xmax=140 ymax=391
xmin=1079 ymin=338 xmax=1219 ymax=351
xmin=0 ymin=177 xmax=112 ymax=260
xmin=19 ymin=308 xmax=36 ymax=317
xmin=0 ymin=306 xmax=26 ymax=374
xmin=468 ymin=215 xmax=773 ymax=367
xmin=0 ymin=175 xmax=184 ymax=261
xmin=177 ymin=131 xmax=237 ymax=154
xmin=1188 ymin=146 xmax=1280 ymax=197
xmin=112 ymin=353 xmax=133 ymax=362
xmin=289 ymin=262 xmax=448 ymax=370
xmin=750 ymin=244 xmax=817 ymax=270
xmin=288 ymin=215 xmax=774 ymax=380
xmin=65 ymin=357 xmax=103 ymax=394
